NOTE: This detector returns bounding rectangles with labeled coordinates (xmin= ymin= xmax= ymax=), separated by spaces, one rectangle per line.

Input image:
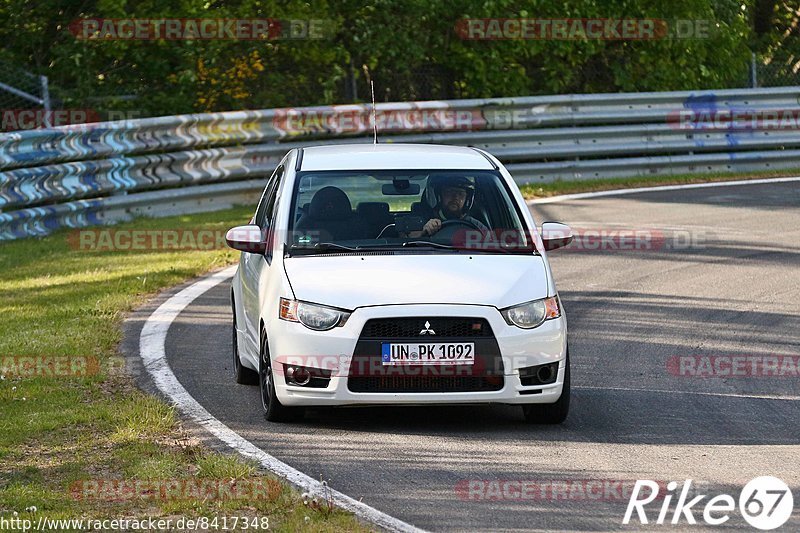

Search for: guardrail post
xmin=40 ymin=74 xmax=51 ymax=127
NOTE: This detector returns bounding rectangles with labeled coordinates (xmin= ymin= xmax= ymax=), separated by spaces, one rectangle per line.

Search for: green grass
xmin=0 ymin=207 xmax=367 ymax=532
xmin=519 ymin=167 xmax=800 ymax=198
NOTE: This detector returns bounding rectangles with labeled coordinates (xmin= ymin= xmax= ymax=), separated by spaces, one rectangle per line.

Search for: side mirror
xmin=540 ymin=222 xmax=573 ymax=251
xmin=225 ymin=225 xmax=267 ymax=254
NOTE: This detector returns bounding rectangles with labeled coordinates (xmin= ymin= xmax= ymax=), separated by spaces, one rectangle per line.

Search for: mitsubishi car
xmin=226 ymin=144 xmax=573 ymax=423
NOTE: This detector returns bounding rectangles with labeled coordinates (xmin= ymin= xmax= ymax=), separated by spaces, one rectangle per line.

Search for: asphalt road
xmin=134 ymin=181 xmax=800 ymax=531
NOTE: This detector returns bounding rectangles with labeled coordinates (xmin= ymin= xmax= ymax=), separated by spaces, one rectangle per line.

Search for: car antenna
xmin=370 ymin=80 xmax=378 ymax=144
xmin=362 ymin=64 xmax=378 ymax=144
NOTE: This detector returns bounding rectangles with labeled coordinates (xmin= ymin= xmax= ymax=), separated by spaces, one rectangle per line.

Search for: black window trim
xmin=255 ymin=164 xmax=285 ymax=229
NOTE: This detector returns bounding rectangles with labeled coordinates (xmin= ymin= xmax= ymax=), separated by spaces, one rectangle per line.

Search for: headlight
xmin=501 ymin=296 xmax=561 ymax=329
xmin=279 ymin=298 xmax=350 ymax=331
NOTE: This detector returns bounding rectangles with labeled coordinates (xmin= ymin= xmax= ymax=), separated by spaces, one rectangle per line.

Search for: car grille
xmin=349 ymin=375 xmax=503 ymax=393
xmin=348 ymin=317 xmax=504 ymax=394
xmin=360 ymin=317 xmax=493 ymax=338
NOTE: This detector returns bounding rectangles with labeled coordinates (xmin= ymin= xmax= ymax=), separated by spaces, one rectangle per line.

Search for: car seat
xmin=294 ymin=186 xmax=369 ymax=241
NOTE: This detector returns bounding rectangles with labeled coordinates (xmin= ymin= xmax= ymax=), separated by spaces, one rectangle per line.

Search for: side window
xmin=263 ymin=165 xmax=284 ymax=227
xmin=254 ymin=165 xmax=284 ymax=229
xmin=253 ymin=176 xmax=275 ymax=226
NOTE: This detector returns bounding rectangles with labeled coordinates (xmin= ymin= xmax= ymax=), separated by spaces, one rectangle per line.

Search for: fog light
xmin=292 ymin=366 xmax=311 ymax=386
xmin=519 ymin=362 xmax=559 ymax=386
xmin=282 ymin=364 xmax=332 ymax=388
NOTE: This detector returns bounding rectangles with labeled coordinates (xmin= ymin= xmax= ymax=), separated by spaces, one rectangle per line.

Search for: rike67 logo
xmin=624 ymin=477 xmax=794 ymax=530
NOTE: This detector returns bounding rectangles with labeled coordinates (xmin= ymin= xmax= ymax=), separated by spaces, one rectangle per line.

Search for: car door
xmin=241 ymin=164 xmax=284 ymax=358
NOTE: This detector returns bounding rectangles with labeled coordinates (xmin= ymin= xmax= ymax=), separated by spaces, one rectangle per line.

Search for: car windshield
xmin=287 ymin=170 xmax=536 ymax=255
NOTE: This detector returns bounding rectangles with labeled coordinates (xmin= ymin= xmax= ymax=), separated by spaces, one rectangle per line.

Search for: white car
xmin=226 ymin=144 xmax=573 ymax=423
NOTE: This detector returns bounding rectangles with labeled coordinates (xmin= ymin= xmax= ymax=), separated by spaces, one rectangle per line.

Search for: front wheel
xmin=259 ymin=331 xmax=302 ymax=422
xmin=522 ymin=352 xmax=570 ymax=424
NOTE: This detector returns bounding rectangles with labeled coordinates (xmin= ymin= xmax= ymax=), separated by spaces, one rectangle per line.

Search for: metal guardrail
xmin=0 ymin=180 xmax=264 ymax=240
xmin=2 ymin=86 xmax=800 ymax=240
xmin=4 ymin=86 xmax=800 ymax=172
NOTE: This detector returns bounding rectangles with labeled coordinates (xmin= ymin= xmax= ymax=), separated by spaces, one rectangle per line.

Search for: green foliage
xmin=0 ymin=0 xmax=780 ymax=117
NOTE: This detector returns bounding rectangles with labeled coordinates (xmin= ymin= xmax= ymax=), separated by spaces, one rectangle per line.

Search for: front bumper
xmin=266 ymin=303 xmax=567 ymax=407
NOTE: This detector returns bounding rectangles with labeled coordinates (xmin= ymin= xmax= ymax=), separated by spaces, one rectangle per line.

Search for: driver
xmin=420 ymin=176 xmax=488 ymax=236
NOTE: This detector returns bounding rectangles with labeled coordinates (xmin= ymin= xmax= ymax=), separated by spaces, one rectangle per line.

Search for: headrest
xmin=308 ymin=186 xmax=353 ymax=220
xmin=357 ymin=202 xmax=390 ymax=218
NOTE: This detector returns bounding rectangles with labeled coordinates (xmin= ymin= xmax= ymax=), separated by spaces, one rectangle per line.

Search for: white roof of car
xmin=298 ymin=143 xmax=495 ymax=171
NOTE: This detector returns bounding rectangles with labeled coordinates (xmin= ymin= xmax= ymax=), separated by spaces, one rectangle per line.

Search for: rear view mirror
xmin=540 ymin=222 xmax=573 ymax=251
xmin=226 ymin=225 xmax=267 ymax=253
xmin=382 ymin=181 xmax=421 ymax=195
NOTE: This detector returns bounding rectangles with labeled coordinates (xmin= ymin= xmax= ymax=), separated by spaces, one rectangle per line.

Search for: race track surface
xmin=139 ymin=182 xmax=800 ymax=531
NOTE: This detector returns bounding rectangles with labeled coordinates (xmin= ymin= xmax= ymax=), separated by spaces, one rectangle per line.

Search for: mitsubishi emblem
xmin=419 ymin=321 xmax=436 ymax=335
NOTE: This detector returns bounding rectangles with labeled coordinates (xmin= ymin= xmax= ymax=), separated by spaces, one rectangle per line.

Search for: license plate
xmin=381 ymin=342 xmax=475 ymax=366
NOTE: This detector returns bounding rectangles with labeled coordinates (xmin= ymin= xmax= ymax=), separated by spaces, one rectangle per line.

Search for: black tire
xmin=259 ymin=331 xmax=303 ymax=422
xmin=232 ymin=313 xmax=258 ymax=385
xmin=522 ymin=352 xmax=570 ymax=424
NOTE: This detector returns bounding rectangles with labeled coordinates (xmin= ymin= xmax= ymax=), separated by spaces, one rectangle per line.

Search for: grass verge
xmin=519 ymin=167 xmax=800 ymax=199
xmin=0 ymin=207 xmax=367 ymax=532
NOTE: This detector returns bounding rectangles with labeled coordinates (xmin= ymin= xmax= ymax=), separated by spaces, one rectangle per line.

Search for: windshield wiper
xmin=401 ymin=241 xmax=459 ymax=250
xmin=402 ymin=240 xmax=537 ymax=254
xmin=288 ymin=242 xmax=360 ymax=254
xmin=289 ymin=240 xmax=536 ymax=255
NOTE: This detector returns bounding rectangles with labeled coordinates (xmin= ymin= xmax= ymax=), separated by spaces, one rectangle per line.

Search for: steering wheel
xmin=440 ymin=218 xmax=482 ymax=231
xmin=433 ymin=218 xmax=484 ymax=241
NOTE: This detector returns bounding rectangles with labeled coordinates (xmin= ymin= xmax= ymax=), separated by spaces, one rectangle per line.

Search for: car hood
xmin=284 ymin=254 xmax=550 ymax=310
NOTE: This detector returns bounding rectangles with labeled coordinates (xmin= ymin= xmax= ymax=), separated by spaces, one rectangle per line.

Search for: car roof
xmin=298 ymin=143 xmax=495 ymax=171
